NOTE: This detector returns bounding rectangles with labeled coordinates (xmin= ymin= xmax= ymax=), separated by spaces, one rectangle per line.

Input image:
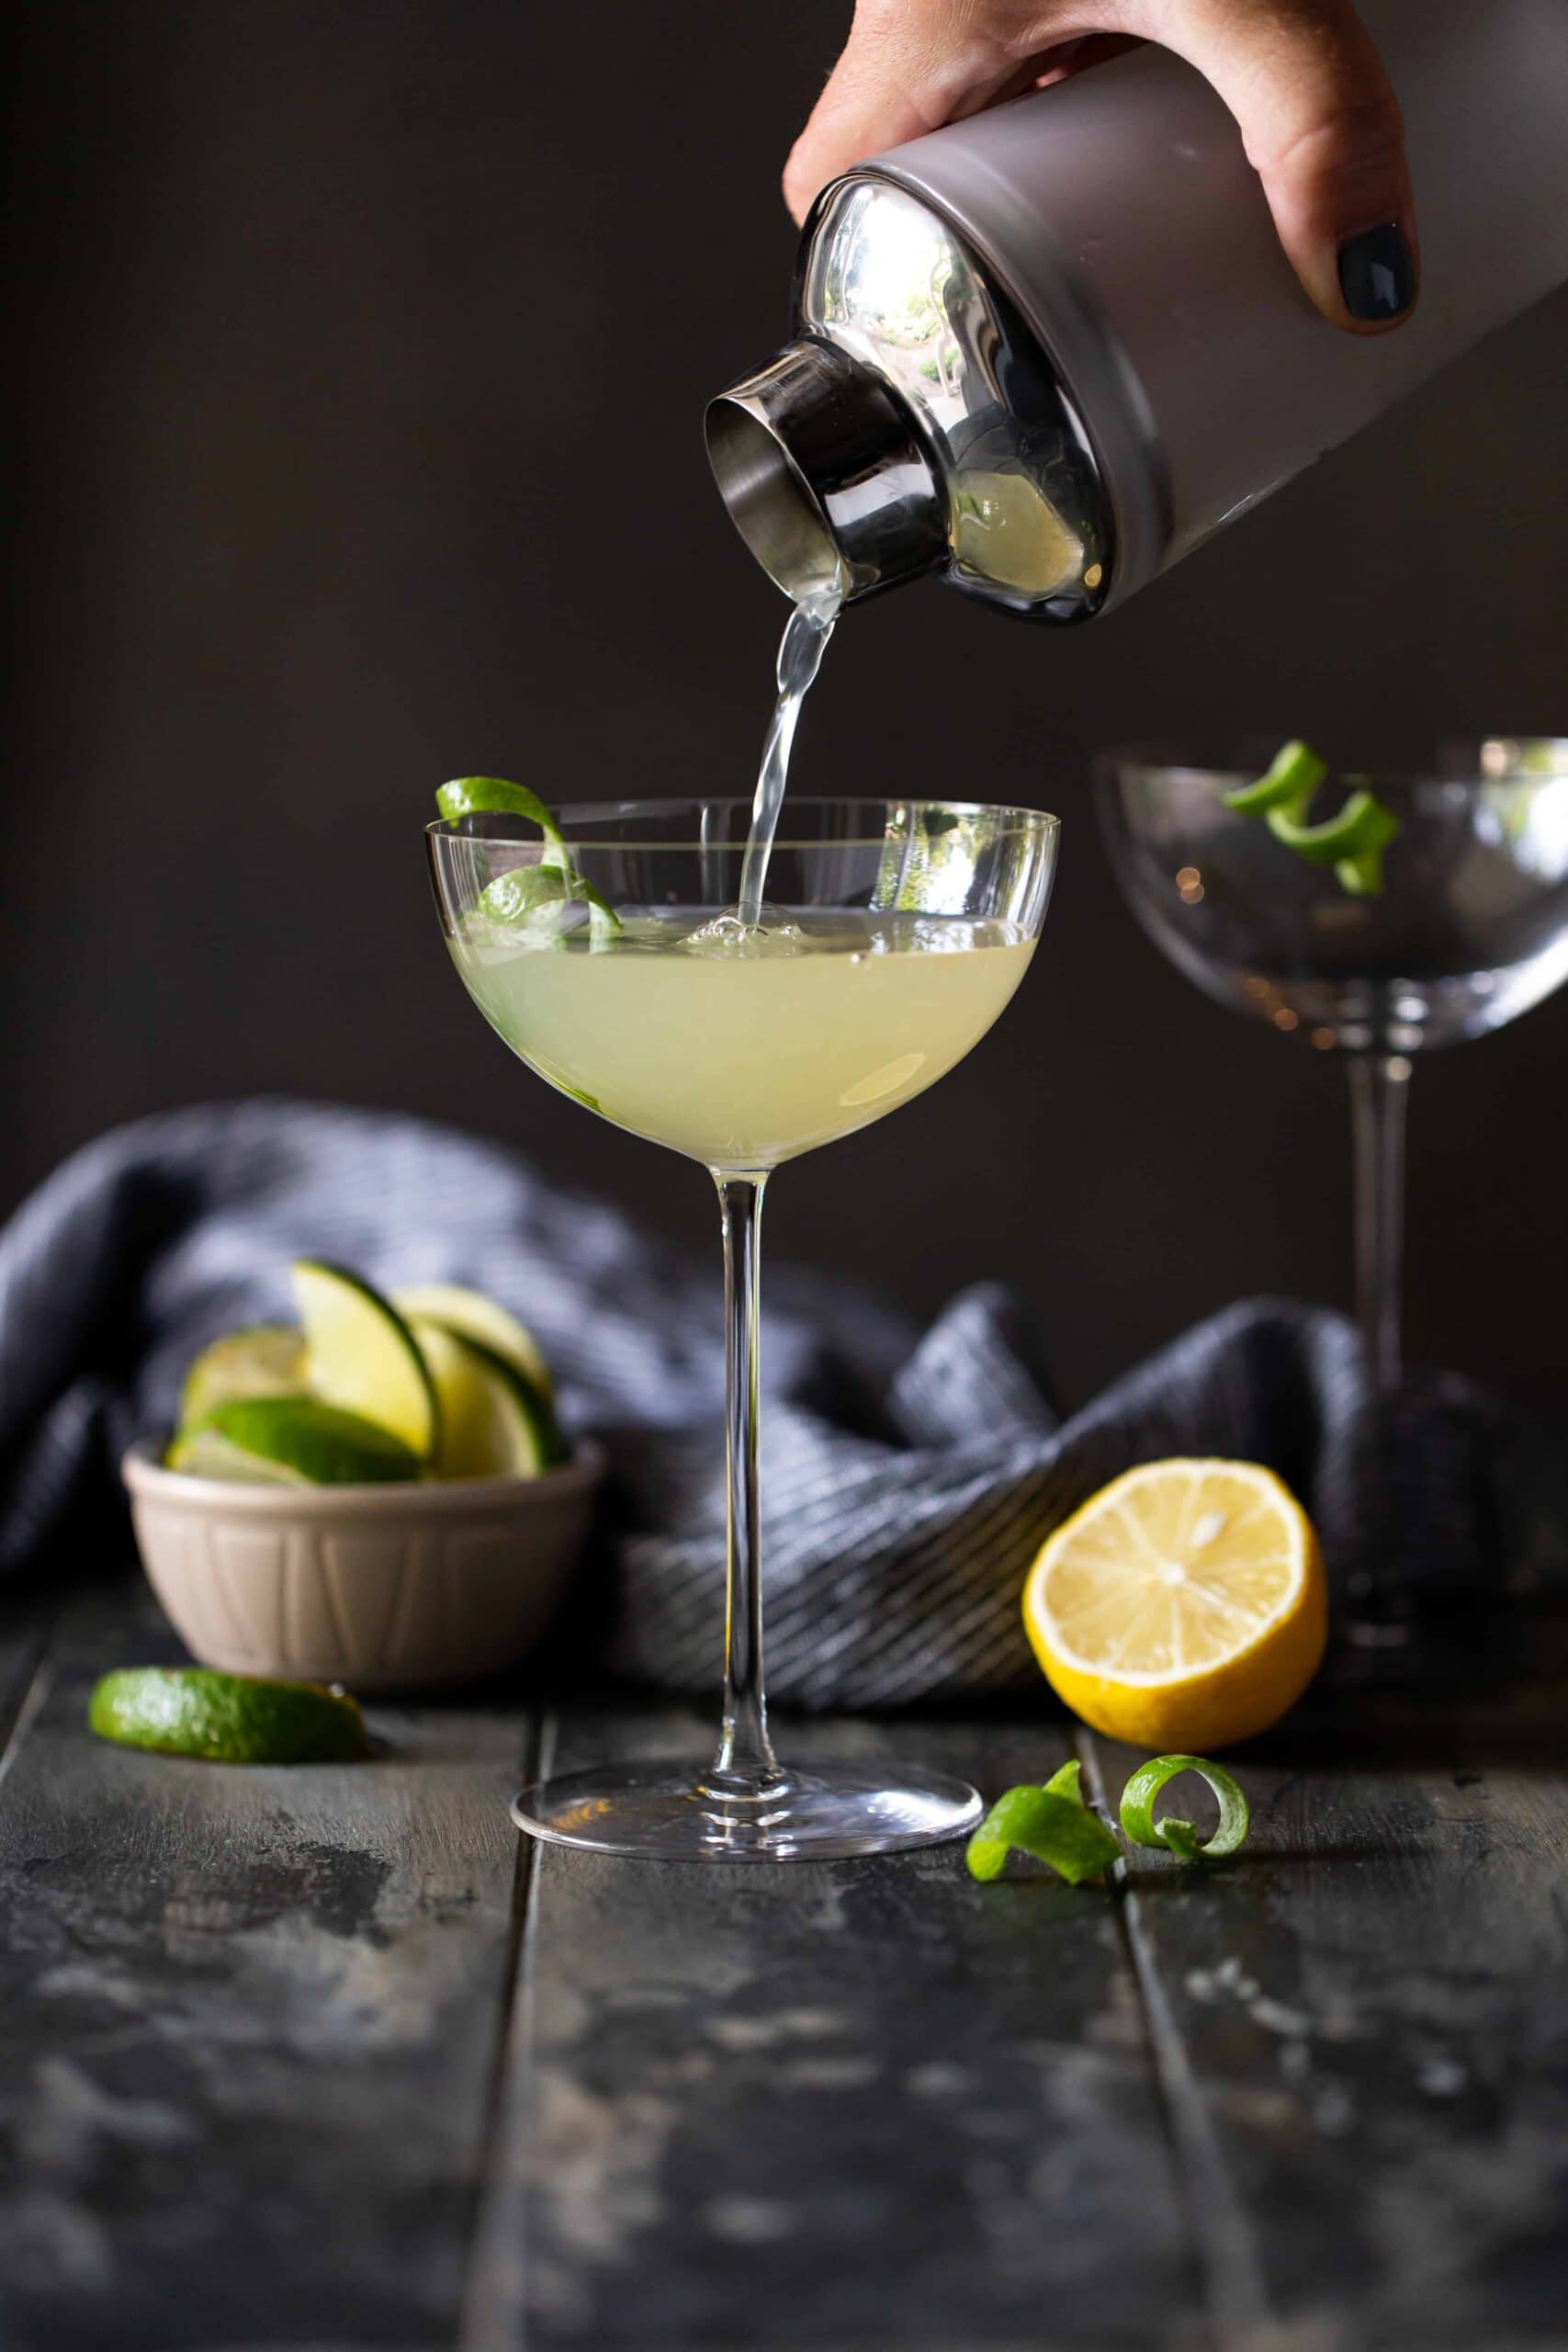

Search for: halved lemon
xmin=1023 ymin=1459 xmax=1327 ymax=1751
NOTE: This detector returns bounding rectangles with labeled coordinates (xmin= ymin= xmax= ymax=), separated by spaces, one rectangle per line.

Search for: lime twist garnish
xmin=968 ymin=1752 xmax=1250 ymax=1883
xmin=436 ymin=776 xmax=621 ymax=943
xmin=966 ymin=1759 xmax=1122 ymax=1884
xmin=1119 ymin=1754 xmax=1250 ymax=1863
xmin=1223 ymin=741 xmax=1401 ymax=897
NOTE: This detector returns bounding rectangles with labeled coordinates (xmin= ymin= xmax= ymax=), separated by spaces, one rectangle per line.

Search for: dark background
xmin=5 ymin=0 xmax=1565 ymax=1409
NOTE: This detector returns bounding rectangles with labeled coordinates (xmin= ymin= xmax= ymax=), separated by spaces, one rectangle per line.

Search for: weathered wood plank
xmin=0 ymin=1584 xmax=58 ymax=1780
xmin=1082 ymin=1684 xmax=1568 ymax=2352
xmin=468 ymin=1706 xmax=1204 ymax=2352
xmin=0 ymin=1574 xmax=532 ymax=2351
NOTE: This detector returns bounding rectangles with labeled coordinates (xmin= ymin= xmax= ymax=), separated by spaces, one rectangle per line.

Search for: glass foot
xmin=511 ymin=1758 xmax=983 ymax=1862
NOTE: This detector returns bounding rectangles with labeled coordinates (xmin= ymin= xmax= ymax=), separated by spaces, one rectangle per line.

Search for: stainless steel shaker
xmin=705 ymin=0 xmax=1568 ymax=623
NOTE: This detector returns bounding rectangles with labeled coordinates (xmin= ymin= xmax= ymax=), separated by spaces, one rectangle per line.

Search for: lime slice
xmin=1223 ymin=741 xmax=1328 ymax=815
xmin=408 ymin=1318 xmax=561 ymax=1477
xmin=166 ymin=1396 xmax=423 ymax=1484
xmin=89 ymin=1667 xmax=370 ymax=1763
xmin=292 ymin=1261 xmax=439 ymax=1459
xmin=392 ymin=1283 xmax=554 ymax=1398
xmin=179 ymin=1326 xmax=305 ymax=1430
xmin=1266 ymin=788 xmax=1402 ymax=866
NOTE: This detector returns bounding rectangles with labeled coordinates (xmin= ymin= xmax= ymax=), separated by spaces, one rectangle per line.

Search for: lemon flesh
xmin=1024 ymin=1459 xmax=1326 ymax=1751
xmin=292 ymin=1261 xmax=438 ymax=1460
xmin=409 ymin=1318 xmax=558 ymax=1478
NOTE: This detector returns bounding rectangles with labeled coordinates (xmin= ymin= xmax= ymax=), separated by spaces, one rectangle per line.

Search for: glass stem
xmin=710 ymin=1173 xmax=781 ymax=1791
xmin=1348 ymin=1051 xmax=1411 ymax=1401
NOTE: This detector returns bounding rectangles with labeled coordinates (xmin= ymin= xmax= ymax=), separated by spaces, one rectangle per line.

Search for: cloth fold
xmin=2 ymin=1102 xmax=1562 ymax=1707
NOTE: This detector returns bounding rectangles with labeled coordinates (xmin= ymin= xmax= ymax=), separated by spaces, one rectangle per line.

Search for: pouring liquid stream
xmin=735 ymin=579 xmax=843 ymax=932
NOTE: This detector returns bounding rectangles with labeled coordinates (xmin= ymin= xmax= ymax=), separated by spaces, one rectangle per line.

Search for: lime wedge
xmin=1266 ymin=788 xmax=1402 ymax=866
xmin=1223 ymin=741 xmax=1328 ymax=815
xmin=89 ymin=1667 xmax=370 ymax=1763
xmin=409 ymin=1318 xmax=561 ymax=1477
xmin=167 ymin=1396 xmax=423 ymax=1484
xmin=179 ymin=1326 xmax=306 ymax=1430
xmin=392 ymin=1283 xmax=554 ymax=1398
xmin=292 ymin=1261 xmax=439 ymax=1459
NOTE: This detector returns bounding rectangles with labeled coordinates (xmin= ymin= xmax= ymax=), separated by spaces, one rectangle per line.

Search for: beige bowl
xmin=122 ymin=1438 xmax=604 ymax=1693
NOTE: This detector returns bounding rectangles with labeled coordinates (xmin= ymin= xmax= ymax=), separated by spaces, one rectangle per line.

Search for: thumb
xmin=1148 ymin=0 xmax=1417 ymax=333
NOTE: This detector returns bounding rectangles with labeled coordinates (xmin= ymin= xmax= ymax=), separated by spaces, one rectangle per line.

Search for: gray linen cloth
xmin=0 ymin=1102 xmax=1561 ymax=1705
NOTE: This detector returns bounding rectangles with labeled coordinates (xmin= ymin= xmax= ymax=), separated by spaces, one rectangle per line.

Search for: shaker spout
xmin=705 ymin=338 xmax=948 ymax=605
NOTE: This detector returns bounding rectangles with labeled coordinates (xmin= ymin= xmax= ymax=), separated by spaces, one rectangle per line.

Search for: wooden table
xmin=2 ymin=1575 xmax=1565 ymax=2351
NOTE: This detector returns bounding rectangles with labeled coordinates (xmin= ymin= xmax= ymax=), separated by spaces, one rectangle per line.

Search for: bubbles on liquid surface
xmin=682 ymin=908 xmax=807 ymax=958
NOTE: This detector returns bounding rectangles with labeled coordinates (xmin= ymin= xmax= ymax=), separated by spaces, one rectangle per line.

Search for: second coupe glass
xmin=1098 ymin=751 xmax=1568 ymax=1396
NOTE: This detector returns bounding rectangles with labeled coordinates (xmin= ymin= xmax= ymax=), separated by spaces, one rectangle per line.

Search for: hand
xmin=784 ymin=0 xmax=1417 ymax=333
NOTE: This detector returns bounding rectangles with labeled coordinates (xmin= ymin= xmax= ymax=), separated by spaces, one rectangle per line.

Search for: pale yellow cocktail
xmin=453 ymin=908 xmax=1032 ymax=1170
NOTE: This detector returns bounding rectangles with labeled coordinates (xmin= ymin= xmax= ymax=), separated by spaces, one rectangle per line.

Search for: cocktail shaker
xmin=705 ymin=0 xmax=1568 ymax=623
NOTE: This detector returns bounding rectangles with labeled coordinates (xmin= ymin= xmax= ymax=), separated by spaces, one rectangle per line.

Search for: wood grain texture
xmin=467 ymin=1706 xmax=1201 ymax=2352
xmin=1083 ymin=1683 xmax=1568 ymax=2352
xmin=0 ymin=1586 xmax=56 ymax=1781
xmin=0 ymin=1577 xmax=530 ymax=2352
xmin=3 ymin=1579 xmax=1566 ymax=2352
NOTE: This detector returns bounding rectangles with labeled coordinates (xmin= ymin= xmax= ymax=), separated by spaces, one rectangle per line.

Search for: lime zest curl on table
xmin=967 ymin=1752 xmax=1251 ymax=1883
xmin=965 ymin=1759 xmax=1122 ymax=1884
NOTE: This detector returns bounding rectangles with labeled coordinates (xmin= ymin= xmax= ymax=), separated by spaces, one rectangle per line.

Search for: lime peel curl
xmin=1119 ymin=1754 xmax=1250 ymax=1863
xmin=438 ymin=776 xmax=623 ymax=942
xmin=1222 ymin=741 xmax=1400 ymax=899
xmin=966 ymin=1758 xmax=1122 ymax=1885
xmin=968 ymin=1751 xmax=1251 ymax=1884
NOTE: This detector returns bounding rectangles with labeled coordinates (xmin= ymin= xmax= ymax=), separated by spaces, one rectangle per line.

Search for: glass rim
xmin=1093 ymin=753 xmax=1561 ymax=794
xmin=426 ymin=795 xmax=1060 ymax=853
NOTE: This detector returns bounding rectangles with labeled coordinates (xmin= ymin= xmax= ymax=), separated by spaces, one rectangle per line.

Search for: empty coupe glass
xmin=1098 ymin=752 xmax=1568 ymax=1396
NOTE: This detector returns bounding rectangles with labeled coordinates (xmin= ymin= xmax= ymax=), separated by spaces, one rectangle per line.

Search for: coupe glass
xmin=1445 ymin=737 xmax=1568 ymax=782
xmin=1097 ymin=750 xmax=1568 ymax=1396
xmin=428 ymin=797 xmax=1058 ymax=1860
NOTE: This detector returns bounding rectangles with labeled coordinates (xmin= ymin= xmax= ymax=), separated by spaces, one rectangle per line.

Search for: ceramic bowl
xmin=121 ymin=1439 xmax=604 ymax=1693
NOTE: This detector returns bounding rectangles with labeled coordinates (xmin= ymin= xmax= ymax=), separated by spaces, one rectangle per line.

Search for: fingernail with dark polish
xmin=1338 ymin=223 xmax=1416 ymax=322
